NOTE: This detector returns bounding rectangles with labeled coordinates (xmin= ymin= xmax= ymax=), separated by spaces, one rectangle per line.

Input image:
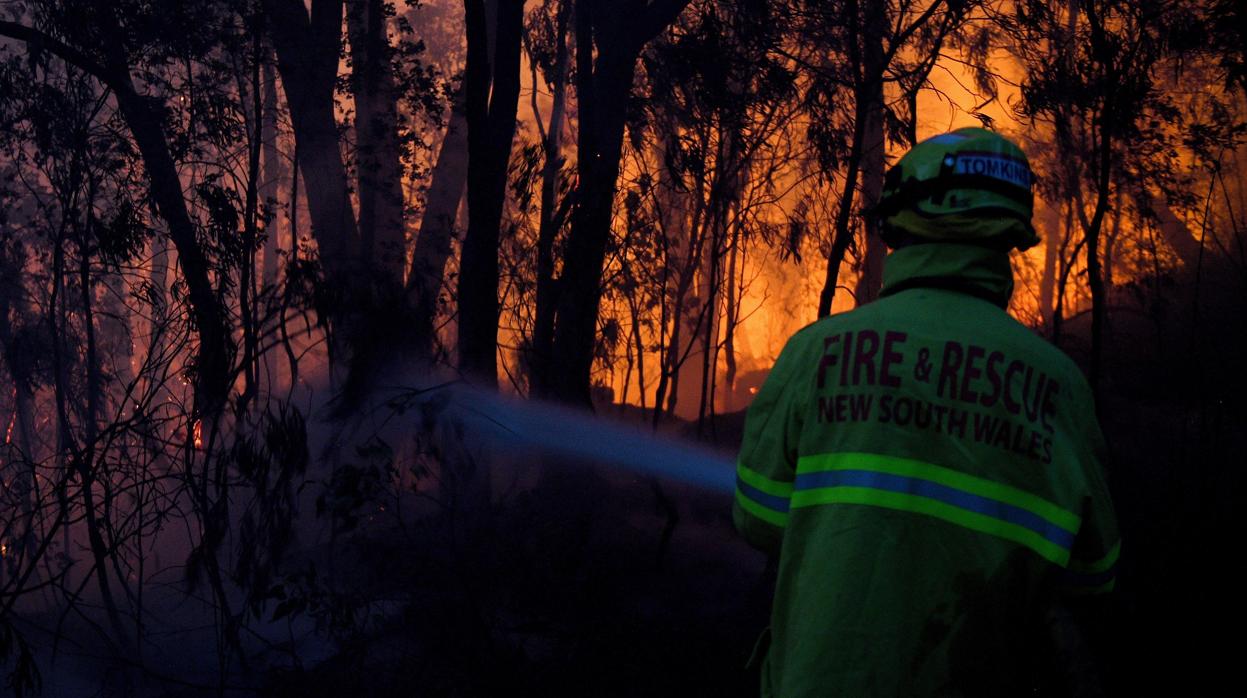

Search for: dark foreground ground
xmin=259 ymin=449 xmax=774 ymax=698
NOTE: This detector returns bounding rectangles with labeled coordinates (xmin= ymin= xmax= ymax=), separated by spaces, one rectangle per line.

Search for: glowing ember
xmin=4 ymin=385 xmax=14 ymax=444
xmin=193 ymin=419 xmax=203 ymax=450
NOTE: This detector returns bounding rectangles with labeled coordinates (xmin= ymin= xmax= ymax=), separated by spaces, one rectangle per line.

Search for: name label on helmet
xmin=952 ymin=152 xmax=1033 ymax=190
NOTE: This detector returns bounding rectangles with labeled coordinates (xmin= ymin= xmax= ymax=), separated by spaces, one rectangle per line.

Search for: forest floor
xmin=23 ymin=396 xmax=771 ymax=697
xmin=257 ymin=406 xmax=773 ymax=698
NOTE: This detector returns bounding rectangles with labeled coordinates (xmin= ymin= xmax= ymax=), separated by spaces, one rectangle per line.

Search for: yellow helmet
xmin=874 ymin=128 xmax=1039 ymax=251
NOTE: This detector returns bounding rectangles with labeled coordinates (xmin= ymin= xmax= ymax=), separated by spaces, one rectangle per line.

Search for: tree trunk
xmin=696 ymin=129 xmax=744 ymax=429
xmin=629 ymin=282 xmax=647 ymax=411
xmin=648 ymin=117 xmax=693 ymax=420
xmin=408 ymin=1 xmax=499 ymax=358
xmin=1038 ymin=199 xmax=1062 ymax=329
xmin=722 ymin=212 xmax=742 ymax=414
xmin=264 ymin=0 xmax=360 ymax=276
xmin=1084 ymin=121 xmax=1113 ymax=397
xmin=695 ymin=209 xmax=725 ymax=434
xmin=545 ymin=0 xmax=692 ymax=406
xmin=529 ymin=0 xmax=572 ymax=396
xmin=679 ymin=170 xmax=716 ymax=420
xmin=107 ymin=65 xmax=233 ymax=415
xmin=661 ymin=184 xmax=712 ymax=420
xmin=819 ymin=106 xmax=865 ymax=318
xmin=80 ymin=230 xmax=100 ymax=453
xmin=261 ymin=56 xmax=286 ymax=287
xmin=408 ymin=83 xmax=469 ymax=358
xmin=50 ymin=224 xmax=74 ymax=564
xmin=457 ymin=0 xmax=526 ymax=385
xmin=240 ymin=27 xmax=264 ymax=410
xmin=1105 ymin=189 xmax=1123 ymax=293
xmin=855 ymin=2 xmax=887 ymax=305
xmin=348 ymin=0 xmax=407 ymax=283
xmin=76 ymin=225 xmax=133 ymax=652
xmin=1053 ymin=201 xmax=1077 ymax=343
xmin=0 ymin=242 xmax=36 ymax=559
xmin=817 ymin=0 xmax=867 ymax=318
xmin=1133 ymin=187 xmax=1205 ymax=269
xmin=550 ymin=40 xmax=629 ymax=404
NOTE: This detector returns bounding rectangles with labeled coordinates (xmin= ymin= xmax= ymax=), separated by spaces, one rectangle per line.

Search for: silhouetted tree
xmin=786 ymin=0 xmax=977 ymax=317
xmin=348 ymin=0 xmax=408 ymax=282
xmin=458 ymin=0 xmax=526 ymax=385
xmin=1009 ymin=0 xmax=1174 ymax=394
xmin=0 ymin=3 xmax=235 ymax=414
xmin=525 ymin=0 xmax=573 ymax=395
xmin=541 ymin=0 xmax=693 ymax=406
xmin=263 ymin=0 xmax=361 ymax=274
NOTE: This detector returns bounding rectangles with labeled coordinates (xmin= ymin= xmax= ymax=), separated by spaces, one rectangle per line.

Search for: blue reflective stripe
xmin=794 ymin=469 xmax=1075 ymax=550
xmin=736 ymin=475 xmax=791 ymax=515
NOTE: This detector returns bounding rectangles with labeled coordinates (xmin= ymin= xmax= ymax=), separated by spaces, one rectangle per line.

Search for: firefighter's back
xmin=733 ymin=129 xmax=1119 ymax=697
xmin=762 ymin=279 xmax=1104 ymax=696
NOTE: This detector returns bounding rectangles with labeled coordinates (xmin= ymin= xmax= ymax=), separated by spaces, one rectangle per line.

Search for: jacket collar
xmin=878 ymin=243 xmax=1015 ymax=309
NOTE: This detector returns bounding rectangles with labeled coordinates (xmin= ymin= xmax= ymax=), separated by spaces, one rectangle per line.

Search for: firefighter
xmin=734 ymin=128 xmax=1119 ymax=697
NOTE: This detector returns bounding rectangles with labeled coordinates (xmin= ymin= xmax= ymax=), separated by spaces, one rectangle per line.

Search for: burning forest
xmin=0 ymin=0 xmax=1244 ymax=696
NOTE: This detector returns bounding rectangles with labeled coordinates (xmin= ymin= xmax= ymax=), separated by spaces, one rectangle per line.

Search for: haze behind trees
xmin=0 ymin=1 xmax=1243 ymax=695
